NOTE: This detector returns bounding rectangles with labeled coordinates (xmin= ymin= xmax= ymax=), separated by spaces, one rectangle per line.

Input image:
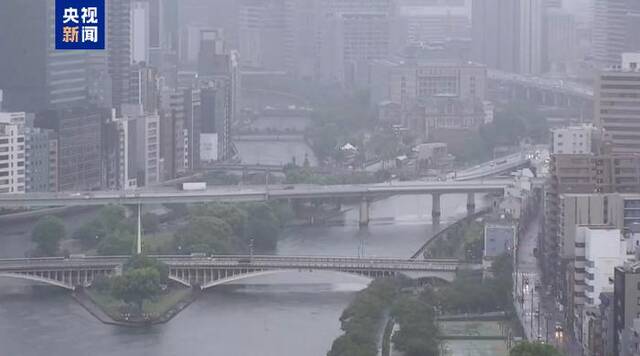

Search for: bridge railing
xmin=0 ymin=255 xmax=470 ymax=271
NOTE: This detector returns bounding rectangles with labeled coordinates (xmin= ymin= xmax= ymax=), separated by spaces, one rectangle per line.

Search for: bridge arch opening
xmin=171 ymin=269 xmax=455 ymax=290
xmin=0 ymin=273 xmax=75 ymax=290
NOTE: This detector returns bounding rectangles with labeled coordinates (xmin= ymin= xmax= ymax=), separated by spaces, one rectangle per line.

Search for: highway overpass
xmin=452 ymin=152 xmax=532 ymax=181
xmin=0 ymin=180 xmax=508 ymax=225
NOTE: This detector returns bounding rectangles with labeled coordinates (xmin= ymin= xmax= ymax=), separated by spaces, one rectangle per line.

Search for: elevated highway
xmin=0 ymin=180 xmax=508 ymax=225
xmin=452 ymin=152 xmax=532 ymax=181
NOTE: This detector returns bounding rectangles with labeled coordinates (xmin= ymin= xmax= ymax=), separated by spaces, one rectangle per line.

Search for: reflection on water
xmin=0 ymin=194 xmax=485 ymax=356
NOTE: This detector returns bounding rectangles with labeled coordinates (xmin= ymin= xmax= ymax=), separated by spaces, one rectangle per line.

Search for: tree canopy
xmin=111 ymin=267 xmax=162 ymax=312
xmin=31 ymin=216 xmax=66 ymax=256
xmin=510 ymin=342 xmax=563 ymax=356
xmin=174 ymin=216 xmax=235 ymax=254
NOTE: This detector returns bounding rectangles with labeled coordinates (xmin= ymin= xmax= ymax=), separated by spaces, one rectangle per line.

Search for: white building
xmin=121 ymin=104 xmax=160 ymax=186
xmin=131 ymin=1 xmax=150 ymax=64
xmin=578 ymin=226 xmax=633 ymax=348
xmin=594 ymin=55 xmax=640 ymax=155
xmin=550 ymin=125 xmax=597 ymax=154
xmin=0 ymin=112 xmax=25 ymax=194
xmin=584 ymin=227 xmax=630 ymax=306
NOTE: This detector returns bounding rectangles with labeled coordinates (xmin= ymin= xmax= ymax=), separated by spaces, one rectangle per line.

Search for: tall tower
xmin=472 ymin=0 xmax=519 ymax=73
xmin=198 ymin=30 xmax=238 ymax=163
xmin=107 ymin=0 xmax=133 ymax=113
xmin=0 ymin=0 xmax=89 ymax=112
xmin=594 ymin=54 xmax=640 ymax=155
xmin=472 ymin=0 xmax=542 ymax=75
xmin=593 ymin=0 xmax=628 ymax=67
xmin=518 ymin=0 xmax=543 ymax=75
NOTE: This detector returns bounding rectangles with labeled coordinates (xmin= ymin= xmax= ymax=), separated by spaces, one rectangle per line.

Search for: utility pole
xmin=530 ymin=285 xmax=535 ymax=339
xmin=136 ymin=203 xmax=142 ymax=255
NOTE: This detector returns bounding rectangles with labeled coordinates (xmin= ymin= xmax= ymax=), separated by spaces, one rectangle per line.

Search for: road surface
xmin=515 ymin=211 xmax=582 ymax=355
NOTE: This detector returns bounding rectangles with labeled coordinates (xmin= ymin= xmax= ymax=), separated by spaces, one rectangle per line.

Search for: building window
xmin=637 ymin=296 xmax=640 ymax=306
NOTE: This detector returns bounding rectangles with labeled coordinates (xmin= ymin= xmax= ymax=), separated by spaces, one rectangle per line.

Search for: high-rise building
xmin=159 ymin=88 xmax=188 ymax=179
xmin=107 ymin=0 xmax=133 ymax=113
xmin=543 ymin=8 xmax=577 ymax=72
xmin=577 ymin=226 xmax=631 ymax=351
xmin=103 ymin=110 xmax=134 ymax=190
xmin=318 ymin=0 xmax=394 ymax=85
xmin=472 ymin=0 xmax=543 ymax=75
xmin=132 ymin=1 xmax=151 ymax=64
xmin=594 ymin=54 xmax=640 ymax=154
xmin=237 ymin=0 xmax=295 ymax=71
xmin=24 ymin=115 xmax=54 ymax=193
xmin=0 ymin=0 xmax=89 ymax=112
xmin=130 ymin=63 xmax=160 ymax=114
xmin=161 ymin=0 xmax=180 ymax=52
xmin=200 ymin=81 xmax=233 ymax=162
xmin=614 ymin=262 xmax=640 ymax=355
xmin=393 ymin=0 xmax=471 ymax=48
xmin=35 ymin=107 xmax=104 ymax=192
xmin=592 ymin=0 xmax=640 ymax=68
xmin=198 ymin=29 xmax=228 ymax=78
xmin=198 ymin=31 xmax=239 ymax=163
xmin=182 ymin=86 xmax=201 ymax=170
xmin=518 ymin=0 xmax=544 ymax=75
xmin=121 ymin=104 xmax=160 ymax=186
xmin=0 ymin=112 xmax=25 ymax=194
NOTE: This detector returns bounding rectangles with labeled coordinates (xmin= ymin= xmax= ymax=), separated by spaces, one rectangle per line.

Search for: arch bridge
xmin=0 ymin=255 xmax=477 ymax=290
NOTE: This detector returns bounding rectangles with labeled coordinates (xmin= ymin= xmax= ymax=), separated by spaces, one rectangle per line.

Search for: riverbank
xmin=75 ymin=285 xmax=198 ymax=327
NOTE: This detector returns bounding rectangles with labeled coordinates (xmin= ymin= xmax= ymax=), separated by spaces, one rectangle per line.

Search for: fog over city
xmin=0 ymin=0 xmax=639 ymax=355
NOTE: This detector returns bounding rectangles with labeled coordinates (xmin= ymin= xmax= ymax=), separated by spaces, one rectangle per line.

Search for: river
xmin=0 ymin=194 xmax=485 ymax=356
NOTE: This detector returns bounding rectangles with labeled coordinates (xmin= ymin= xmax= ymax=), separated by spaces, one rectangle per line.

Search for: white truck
xmin=179 ymin=182 xmax=207 ymax=191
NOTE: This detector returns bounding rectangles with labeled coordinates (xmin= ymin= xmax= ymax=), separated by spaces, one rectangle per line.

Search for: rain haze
xmin=0 ymin=0 xmax=639 ymax=355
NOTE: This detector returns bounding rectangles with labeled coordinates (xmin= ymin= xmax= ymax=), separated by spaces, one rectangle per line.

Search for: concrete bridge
xmin=452 ymin=152 xmax=532 ymax=181
xmin=0 ymin=180 xmax=507 ymax=226
xmin=488 ymin=69 xmax=593 ymax=120
xmin=0 ymin=255 xmax=475 ymax=290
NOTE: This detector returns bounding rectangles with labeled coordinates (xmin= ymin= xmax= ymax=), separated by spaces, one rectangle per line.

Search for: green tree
xmin=124 ymin=255 xmax=169 ymax=283
xmin=191 ymin=203 xmax=248 ymax=238
xmin=327 ymin=334 xmax=376 ymax=356
xmin=111 ymin=267 xmax=162 ymax=312
xmin=31 ymin=216 xmax=66 ymax=256
xmin=174 ymin=216 xmax=235 ymax=254
xmin=141 ymin=213 xmax=160 ymax=234
xmin=244 ymin=203 xmax=281 ymax=251
xmin=72 ymin=220 xmax=105 ymax=247
xmin=98 ymin=205 xmax=129 ymax=231
xmin=96 ymin=230 xmax=135 ymax=256
xmin=73 ymin=206 xmax=133 ymax=250
xmin=510 ymin=342 xmax=562 ymax=356
xmin=391 ymin=296 xmax=440 ymax=356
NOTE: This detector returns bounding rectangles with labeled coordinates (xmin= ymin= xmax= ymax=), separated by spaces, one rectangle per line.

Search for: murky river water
xmin=0 ymin=194 xmax=485 ymax=356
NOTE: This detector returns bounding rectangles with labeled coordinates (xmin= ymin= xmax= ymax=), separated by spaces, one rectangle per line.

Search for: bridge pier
xmin=467 ymin=193 xmax=476 ymax=214
xmin=359 ymin=197 xmax=370 ymax=227
xmin=431 ymin=193 xmax=441 ymax=220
